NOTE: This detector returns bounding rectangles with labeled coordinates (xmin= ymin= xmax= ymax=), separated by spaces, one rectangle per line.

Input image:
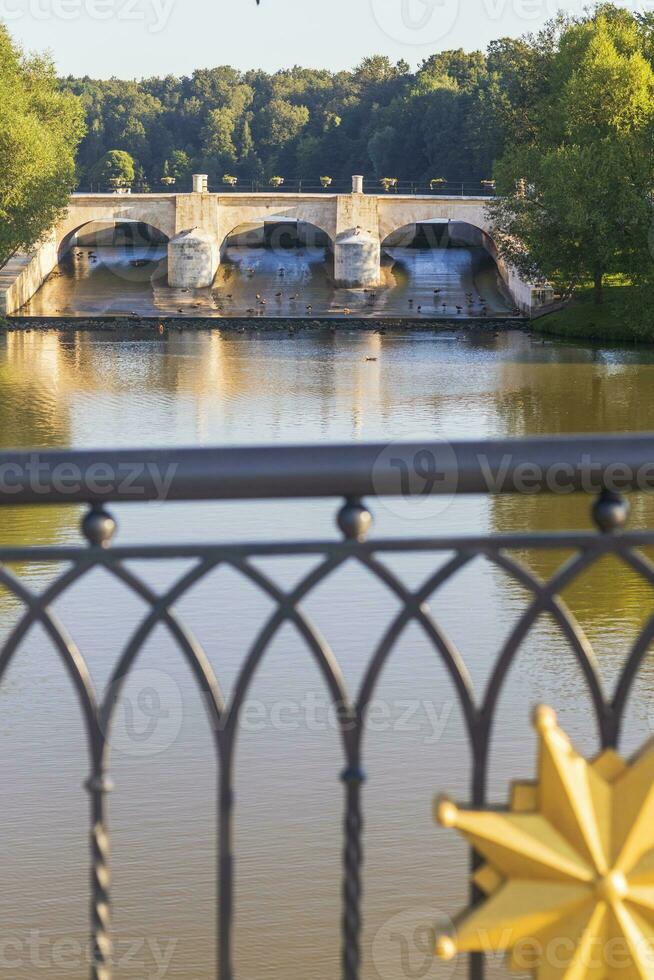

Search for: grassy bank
xmin=537 ymin=282 xmax=653 ymax=343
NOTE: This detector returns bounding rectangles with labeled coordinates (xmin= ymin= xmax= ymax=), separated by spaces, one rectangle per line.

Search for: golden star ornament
xmin=434 ymin=706 xmax=654 ymax=977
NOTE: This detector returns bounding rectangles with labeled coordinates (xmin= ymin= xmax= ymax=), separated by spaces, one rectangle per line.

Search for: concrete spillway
xmin=18 ymin=241 xmax=515 ymax=320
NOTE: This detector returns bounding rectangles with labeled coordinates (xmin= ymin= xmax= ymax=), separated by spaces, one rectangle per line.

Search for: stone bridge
xmin=0 ymin=176 xmax=551 ymax=316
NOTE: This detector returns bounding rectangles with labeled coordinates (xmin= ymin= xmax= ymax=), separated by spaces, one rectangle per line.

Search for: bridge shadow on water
xmin=19 ymin=231 xmax=517 ymax=320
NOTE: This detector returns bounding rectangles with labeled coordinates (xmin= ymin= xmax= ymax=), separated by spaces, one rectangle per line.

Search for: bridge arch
xmin=215 ymin=198 xmax=337 ymax=253
xmin=376 ymin=197 xmax=494 ymax=246
xmin=381 ymin=217 xmax=502 ymax=261
xmin=220 ymin=217 xmax=333 ymax=254
xmin=377 ymin=200 xmax=540 ymax=313
xmin=56 ymin=198 xmax=177 ymax=255
xmin=58 ymin=219 xmax=171 ymax=262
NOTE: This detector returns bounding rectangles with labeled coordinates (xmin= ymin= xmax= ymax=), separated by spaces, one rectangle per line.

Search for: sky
xmin=2 ymin=0 xmax=643 ymax=78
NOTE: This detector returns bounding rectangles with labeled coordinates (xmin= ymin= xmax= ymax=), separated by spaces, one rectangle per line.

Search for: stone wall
xmin=0 ymin=235 xmax=58 ymax=316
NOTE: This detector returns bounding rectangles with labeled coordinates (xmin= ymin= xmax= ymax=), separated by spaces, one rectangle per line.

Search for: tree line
xmin=63 ymin=47 xmax=520 ymax=191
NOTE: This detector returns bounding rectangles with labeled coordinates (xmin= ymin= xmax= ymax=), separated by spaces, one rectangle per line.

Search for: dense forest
xmin=62 ymin=39 xmax=549 ymax=190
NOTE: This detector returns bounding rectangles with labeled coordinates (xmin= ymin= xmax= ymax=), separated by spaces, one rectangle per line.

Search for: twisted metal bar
xmin=341 ymin=762 xmax=365 ymax=980
xmin=87 ymin=773 xmax=113 ymax=980
xmin=219 ymin=767 xmax=234 ymax=980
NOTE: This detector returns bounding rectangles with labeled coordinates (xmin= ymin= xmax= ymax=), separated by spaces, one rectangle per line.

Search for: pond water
xmin=0 ymin=326 xmax=653 ymax=980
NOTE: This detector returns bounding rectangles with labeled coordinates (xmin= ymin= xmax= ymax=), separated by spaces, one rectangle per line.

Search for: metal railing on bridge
xmin=74 ymin=178 xmax=497 ymax=197
xmin=215 ymin=178 xmax=497 ymax=197
xmin=0 ymin=433 xmax=647 ymax=980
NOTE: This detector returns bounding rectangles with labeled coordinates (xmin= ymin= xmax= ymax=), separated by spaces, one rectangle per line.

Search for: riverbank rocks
xmin=3 ymin=315 xmax=525 ymax=334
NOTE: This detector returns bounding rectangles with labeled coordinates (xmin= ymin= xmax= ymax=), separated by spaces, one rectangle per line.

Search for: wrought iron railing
xmin=73 ymin=179 xmax=496 ymax=197
xmin=1 ymin=434 xmax=654 ymax=980
xmin=213 ymin=179 xmax=496 ymax=197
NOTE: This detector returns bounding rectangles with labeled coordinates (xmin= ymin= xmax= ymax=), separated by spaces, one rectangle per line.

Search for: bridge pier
xmin=168 ymin=228 xmax=220 ymax=289
xmin=333 ymin=230 xmax=380 ymax=288
xmin=333 ymin=184 xmax=381 ymax=287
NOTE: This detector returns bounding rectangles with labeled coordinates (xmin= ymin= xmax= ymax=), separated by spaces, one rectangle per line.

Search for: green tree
xmin=201 ymin=107 xmax=238 ymax=168
xmin=133 ymin=165 xmax=150 ymax=193
xmin=168 ymin=149 xmax=191 ymax=182
xmin=256 ymin=98 xmax=309 ymax=151
xmin=0 ymin=26 xmax=84 ymax=265
xmin=490 ymin=10 xmax=654 ymax=304
xmin=367 ymin=125 xmax=396 ymax=178
xmin=91 ymin=150 xmax=136 ymax=190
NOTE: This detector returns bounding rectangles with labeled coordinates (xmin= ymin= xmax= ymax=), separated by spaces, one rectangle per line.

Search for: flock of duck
xmin=57 ymin=249 xmax=521 ymax=320
xmin=215 ymin=266 xmax=522 ymax=318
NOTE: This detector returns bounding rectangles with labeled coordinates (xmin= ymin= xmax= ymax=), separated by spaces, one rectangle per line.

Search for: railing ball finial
xmin=82 ymin=504 xmax=117 ymax=548
xmin=592 ymin=489 xmax=629 ymax=534
xmin=340 ymin=765 xmax=367 ymax=784
xmin=85 ymin=774 xmax=115 ymax=794
xmin=337 ymin=498 xmax=372 ymax=542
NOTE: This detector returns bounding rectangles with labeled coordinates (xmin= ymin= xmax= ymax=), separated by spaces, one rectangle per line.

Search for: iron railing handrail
xmin=73 ymin=178 xmax=498 ymax=197
xmin=0 ymin=433 xmax=653 ymax=504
